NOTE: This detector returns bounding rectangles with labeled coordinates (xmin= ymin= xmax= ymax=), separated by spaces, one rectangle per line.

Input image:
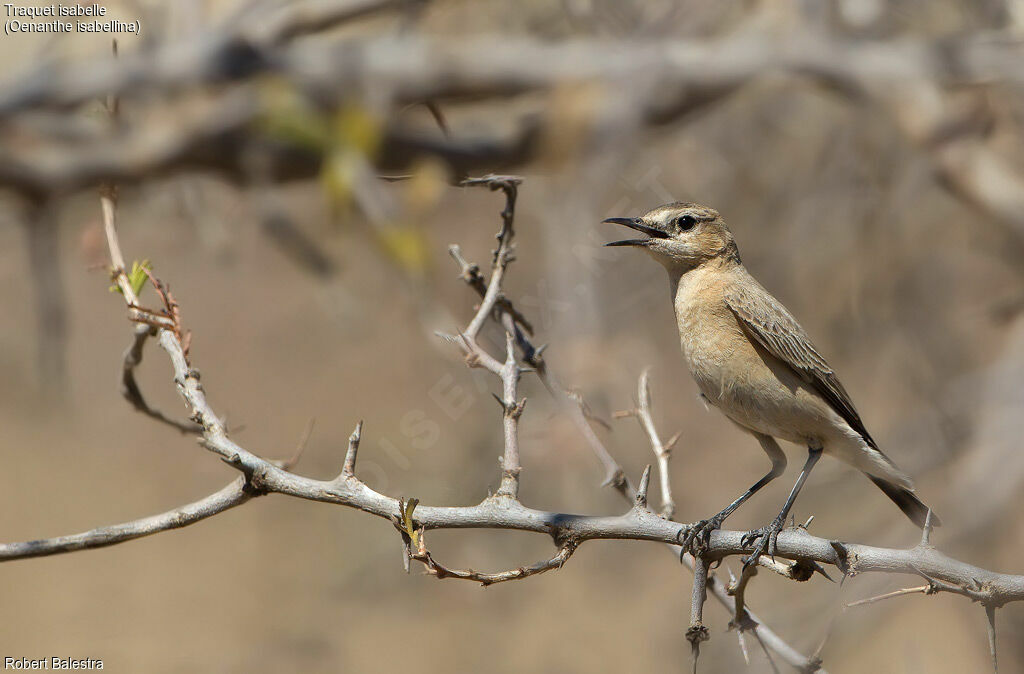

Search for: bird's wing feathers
xmin=725 ymin=279 xmax=878 ymax=448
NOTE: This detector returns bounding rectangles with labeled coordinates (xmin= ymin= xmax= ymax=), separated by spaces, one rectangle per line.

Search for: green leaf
xmin=110 ymin=259 xmax=152 ymax=296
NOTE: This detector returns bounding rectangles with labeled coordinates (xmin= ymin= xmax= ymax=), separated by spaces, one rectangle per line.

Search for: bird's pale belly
xmin=683 ymin=337 xmax=835 ymax=447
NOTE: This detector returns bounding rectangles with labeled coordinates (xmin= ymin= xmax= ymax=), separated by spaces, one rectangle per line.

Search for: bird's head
xmin=602 ymin=202 xmax=739 ymax=271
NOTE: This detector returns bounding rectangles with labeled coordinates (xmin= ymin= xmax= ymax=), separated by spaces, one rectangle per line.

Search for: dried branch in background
xmin=3 ymin=29 xmax=1024 ymax=258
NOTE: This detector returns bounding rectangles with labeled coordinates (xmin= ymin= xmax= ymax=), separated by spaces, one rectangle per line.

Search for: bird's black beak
xmin=601 ymin=217 xmax=669 ymax=247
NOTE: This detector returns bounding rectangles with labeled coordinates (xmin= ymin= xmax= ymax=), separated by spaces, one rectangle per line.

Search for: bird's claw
xmin=740 ymin=515 xmax=786 ymax=571
xmin=679 ymin=514 xmax=726 ymax=556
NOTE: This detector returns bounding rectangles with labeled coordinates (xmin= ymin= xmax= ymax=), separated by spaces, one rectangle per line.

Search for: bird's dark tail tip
xmin=866 ymin=475 xmax=941 ymax=529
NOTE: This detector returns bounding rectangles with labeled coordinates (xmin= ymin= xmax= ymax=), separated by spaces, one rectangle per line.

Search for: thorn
xmin=639 ymin=369 xmax=652 ymax=406
xmin=737 ymin=628 xmax=751 ymax=666
xmin=664 ymin=430 xmax=682 ymax=452
xmin=813 ymin=563 xmax=835 ymax=583
xmin=921 ymin=509 xmax=935 ymax=547
xmin=829 ymin=540 xmax=849 ymax=576
xmin=343 ymin=420 xmax=363 ymax=476
xmin=985 ymin=604 xmax=998 ymax=674
xmin=635 ymin=465 xmax=652 ymax=508
xmin=801 ymin=515 xmax=815 ymax=530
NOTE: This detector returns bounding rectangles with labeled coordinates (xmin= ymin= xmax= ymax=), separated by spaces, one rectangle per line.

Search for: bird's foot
xmin=679 ymin=513 xmax=728 ymax=556
xmin=740 ymin=514 xmax=787 ymax=572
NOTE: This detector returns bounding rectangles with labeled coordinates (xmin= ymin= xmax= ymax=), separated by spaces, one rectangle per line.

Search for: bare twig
xmin=494 ymin=333 xmax=525 ymax=498
xmin=252 ymin=0 xmax=427 ymax=46
xmin=449 ymin=244 xmax=534 ymax=335
xmin=406 ymin=518 xmax=576 ymax=586
xmin=286 ymin=418 xmax=317 ymax=470
xmin=342 ymin=420 xmax=363 ymax=477
xmin=616 ymin=370 xmax=679 ymax=518
xmin=448 ymin=235 xmax=636 ymax=501
xmin=921 ymin=508 xmax=936 ymax=547
xmin=986 ymin=603 xmax=998 ymax=674
xmin=0 ymin=478 xmax=252 ymax=561
xmin=688 ymin=555 xmax=711 ymax=672
xmin=461 ymin=175 xmax=520 ymax=340
xmin=634 ymin=465 xmax=652 ymax=509
xmin=845 ymin=584 xmax=934 ymax=608
xmin=120 ymin=323 xmax=200 ymax=434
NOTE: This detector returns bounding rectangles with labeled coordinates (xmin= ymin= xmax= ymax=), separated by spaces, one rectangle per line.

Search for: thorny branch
xmin=444 ymin=194 xmax=821 ymax=669
xmin=1 ymin=175 xmax=1022 ymax=674
xmin=614 ymin=370 xmax=680 ymax=519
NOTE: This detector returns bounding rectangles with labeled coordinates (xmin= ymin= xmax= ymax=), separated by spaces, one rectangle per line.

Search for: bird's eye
xmin=676 ymin=215 xmax=697 ymax=231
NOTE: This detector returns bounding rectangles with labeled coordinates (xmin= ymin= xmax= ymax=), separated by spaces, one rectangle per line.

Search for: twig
xmin=635 ymin=465 xmax=652 ymax=509
xmin=687 ymin=555 xmax=711 ymax=672
xmin=494 ymin=333 xmax=525 ymax=498
xmin=461 ymin=175 xmax=521 ymax=340
xmin=449 ymin=244 xmax=533 ymax=335
xmin=616 ymin=370 xmax=679 ymax=518
xmin=286 ymin=418 xmax=317 ymax=470
xmin=985 ymin=603 xmax=998 ymax=674
xmin=920 ymin=508 xmax=936 ymax=547
xmin=407 ymin=521 xmax=576 ymax=587
xmin=447 ymin=232 xmax=636 ymax=501
xmin=120 ymin=324 xmax=200 ymax=434
xmin=845 ymin=585 xmax=934 ymax=608
xmin=253 ymin=0 xmax=426 ymax=46
xmin=342 ymin=420 xmax=363 ymax=477
xmin=0 ymin=478 xmax=252 ymax=561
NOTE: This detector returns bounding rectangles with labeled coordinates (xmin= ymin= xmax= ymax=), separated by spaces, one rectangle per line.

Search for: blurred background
xmin=1 ymin=1 xmax=1023 ymax=672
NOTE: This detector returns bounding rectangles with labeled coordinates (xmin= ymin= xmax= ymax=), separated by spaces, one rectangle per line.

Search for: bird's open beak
xmin=601 ymin=217 xmax=669 ymax=247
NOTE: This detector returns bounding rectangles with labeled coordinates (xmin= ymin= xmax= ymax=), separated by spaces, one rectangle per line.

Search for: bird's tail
xmin=866 ymin=474 xmax=940 ymax=529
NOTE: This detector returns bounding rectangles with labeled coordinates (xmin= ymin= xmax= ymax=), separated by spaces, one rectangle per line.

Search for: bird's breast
xmin=675 ymin=297 xmax=751 ymax=405
xmin=672 ymin=270 xmax=816 ymax=439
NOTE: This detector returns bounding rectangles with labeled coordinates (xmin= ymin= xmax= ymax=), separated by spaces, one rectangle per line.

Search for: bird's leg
xmin=741 ymin=445 xmax=822 ymax=570
xmin=681 ymin=435 xmax=786 ymax=554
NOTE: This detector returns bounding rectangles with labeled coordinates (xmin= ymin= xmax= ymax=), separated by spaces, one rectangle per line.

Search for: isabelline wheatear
xmin=603 ymin=202 xmax=938 ymax=563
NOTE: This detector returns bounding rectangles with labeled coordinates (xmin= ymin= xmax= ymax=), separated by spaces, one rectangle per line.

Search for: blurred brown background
xmin=1 ymin=1 xmax=1023 ymax=672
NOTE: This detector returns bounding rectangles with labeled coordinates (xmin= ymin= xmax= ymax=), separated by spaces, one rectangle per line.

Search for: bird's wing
xmin=725 ymin=278 xmax=877 ymax=448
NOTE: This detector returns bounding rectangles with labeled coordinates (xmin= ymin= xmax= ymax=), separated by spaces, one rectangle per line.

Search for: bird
xmin=602 ymin=202 xmax=938 ymax=565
